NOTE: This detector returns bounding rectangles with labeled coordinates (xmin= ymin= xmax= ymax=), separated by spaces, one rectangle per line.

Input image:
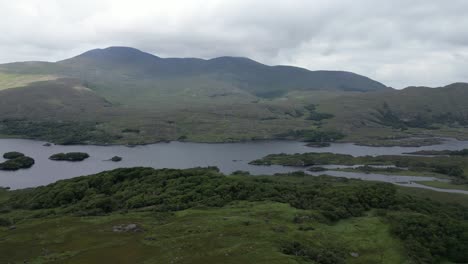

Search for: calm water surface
xmin=1 ymin=138 xmax=468 ymax=192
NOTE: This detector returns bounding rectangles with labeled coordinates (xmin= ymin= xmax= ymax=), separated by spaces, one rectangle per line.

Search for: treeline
xmin=0 ymin=119 xmax=119 ymax=145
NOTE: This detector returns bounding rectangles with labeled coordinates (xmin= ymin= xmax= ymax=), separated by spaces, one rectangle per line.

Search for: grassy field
xmin=0 ymin=72 xmax=57 ymax=91
xmin=0 ymin=202 xmax=409 ymax=264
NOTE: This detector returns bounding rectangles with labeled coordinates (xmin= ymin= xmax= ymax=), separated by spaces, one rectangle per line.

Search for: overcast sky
xmin=0 ymin=0 xmax=467 ymax=88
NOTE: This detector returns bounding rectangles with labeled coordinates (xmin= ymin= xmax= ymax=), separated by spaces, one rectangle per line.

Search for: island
xmin=110 ymin=156 xmax=122 ymax=162
xmin=49 ymin=152 xmax=90 ymax=161
xmin=0 ymin=152 xmax=35 ymax=170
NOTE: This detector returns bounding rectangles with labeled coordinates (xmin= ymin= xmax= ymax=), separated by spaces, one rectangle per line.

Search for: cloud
xmin=0 ymin=0 xmax=467 ymax=88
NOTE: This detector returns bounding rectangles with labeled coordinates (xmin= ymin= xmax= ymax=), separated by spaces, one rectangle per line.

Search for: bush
xmin=0 ymin=217 xmax=12 ymax=226
xmin=390 ymin=213 xmax=468 ymax=263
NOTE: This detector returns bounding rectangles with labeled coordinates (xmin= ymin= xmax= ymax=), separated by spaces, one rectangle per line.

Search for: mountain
xmin=1 ymin=47 xmax=388 ymax=101
xmin=0 ymin=47 xmax=466 ymax=145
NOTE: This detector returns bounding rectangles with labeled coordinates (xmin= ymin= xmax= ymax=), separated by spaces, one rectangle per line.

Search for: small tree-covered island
xmin=0 ymin=152 xmax=35 ymax=171
xmin=110 ymin=156 xmax=123 ymax=162
xmin=49 ymin=152 xmax=90 ymax=161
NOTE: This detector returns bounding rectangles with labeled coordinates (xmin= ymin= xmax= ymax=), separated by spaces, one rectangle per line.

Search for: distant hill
xmin=0 ymin=46 xmax=388 ymax=101
xmin=318 ymin=82 xmax=468 ymax=143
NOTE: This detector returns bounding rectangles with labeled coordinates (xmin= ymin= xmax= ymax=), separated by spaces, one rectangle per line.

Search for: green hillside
xmin=0 ymin=47 xmax=466 ymax=145
xmin=316 ymin=83 xmax=468 ymax=144
xmin=1 ymin=167 xmax=467 ymax=263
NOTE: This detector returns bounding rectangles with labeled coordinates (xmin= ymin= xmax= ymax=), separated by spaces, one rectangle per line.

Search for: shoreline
xmin=0 ymin=135 xmax=463 ymax=148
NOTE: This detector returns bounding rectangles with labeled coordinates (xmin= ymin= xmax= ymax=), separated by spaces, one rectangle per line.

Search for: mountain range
xmin=0 ymin=47 xmax=466 ymax=145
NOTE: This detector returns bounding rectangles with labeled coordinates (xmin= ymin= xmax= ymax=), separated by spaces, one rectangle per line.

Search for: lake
xmin=1 ymin=138 xmax=468 ymax=192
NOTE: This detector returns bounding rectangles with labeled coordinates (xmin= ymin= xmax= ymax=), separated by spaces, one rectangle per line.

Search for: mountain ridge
xmin=0 ymin=46 xmax=390 ymax=98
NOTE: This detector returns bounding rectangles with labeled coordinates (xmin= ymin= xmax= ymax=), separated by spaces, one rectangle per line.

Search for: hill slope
xmin=1 ymin=46 xmax=388 ymax=103
xmin=316 ymin=83 xmax=468 ymax=144
xmin=0 ymin=47 xmax=466 ymax=145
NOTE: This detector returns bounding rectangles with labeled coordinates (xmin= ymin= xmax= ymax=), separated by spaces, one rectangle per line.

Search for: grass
xmin=319 ymin=214 xmax=407 ymax=264
xmin=0 ymin=201 xmax=408 ymax=264
xmin=0 ymin=188 xmax=9 ymax=203
xmin=0 ymin=72 xmax=57 ymax=90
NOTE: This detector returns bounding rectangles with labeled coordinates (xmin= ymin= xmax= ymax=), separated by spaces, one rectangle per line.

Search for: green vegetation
xmin=333 ymin=167 xmax=444 ymax=178
xmin=304 ymin=104 xmax=335 ymax=121
xmin=275 ymin=129 xmax=345 ymax=143
xmin=0 ymin=119 xmax=120 ymax=145
xmin=0 ymin=72 xmax=56 ymax=90
xmin=0 ymin=152 xmax=34 ymax=170
xmin=317 ymin=83 xmax=468 ymax=145
xmin=49 ymin=152 xmax=90 ymax=161
xmin=405 ymin=149 xmax=468 ymax=156
xmin=250 ymin=152 xmax=468 ymax=185
xmin=3 ymin=151 xmax=25 ymax=159
xmin=0 ymin=156 xmax=35 ymax=170
xmin=0 ymin=167 xmax=466 ymax=263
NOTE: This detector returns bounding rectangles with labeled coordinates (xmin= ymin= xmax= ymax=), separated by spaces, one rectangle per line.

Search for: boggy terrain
xmin=0 ymin=47 xmax=466 ymax=145
xmin=1 ymin=167 xmax=467 ymax=263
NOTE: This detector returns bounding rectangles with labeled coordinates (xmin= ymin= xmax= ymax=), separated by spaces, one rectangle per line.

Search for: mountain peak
xmin=64 ymin=46 xmax=159 ymax=63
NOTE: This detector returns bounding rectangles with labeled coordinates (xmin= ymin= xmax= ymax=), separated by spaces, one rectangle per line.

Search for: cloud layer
xmin=0 ymin=0 xmax=467 ymax=88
